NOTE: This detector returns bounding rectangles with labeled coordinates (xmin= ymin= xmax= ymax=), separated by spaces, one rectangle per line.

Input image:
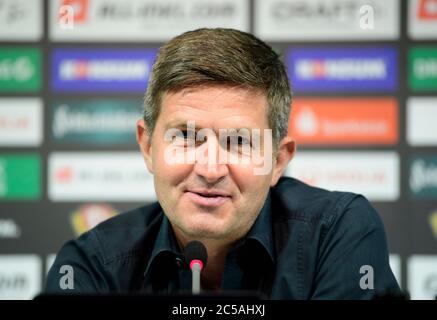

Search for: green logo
xmin=409 ymin=47 xmax=437 ymax=91
xmin=0 ymin=154 xmax=41 ymax=200
xmin=0 ymin=48 xmax=42 ymax=92
xmin=409 ymin=155 xmax=437 ymax=198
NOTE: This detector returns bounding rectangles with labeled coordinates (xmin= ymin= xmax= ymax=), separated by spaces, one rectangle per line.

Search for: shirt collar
xmin=144 ymin=191 xmax=275 ymax=277
xmin=143 ymin=215 xmax=182 ymax=277
xmin=243 ymin=191 xmax=275 ymax=264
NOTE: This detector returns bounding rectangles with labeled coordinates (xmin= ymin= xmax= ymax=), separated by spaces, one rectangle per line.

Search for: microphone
xmin=183 ymin=240 xmax=208 ymax=295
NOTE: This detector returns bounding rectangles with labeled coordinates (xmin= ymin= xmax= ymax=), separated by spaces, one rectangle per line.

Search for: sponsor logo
xmin=290 ymin=98 xmax=398 ymax=145
xmin=51 ymin=99 xmax=142 ymax=145
xmin=418 ymin=0 xmax=437 ymax=20
xmin=286 ymin=151 xmax=399 ymax=201
xmin=429 ymin=209 xmax=437 ymax=242
xmin=0 ymin=154 xmax=41 ymax=200
xmin=254 ymin=0 xmax=399 ymax=41
xmin=0 ymin=219 xmax=21 ymax=239
xmin=407 ymin=97 xmax=437 ymax=146
xmin=0 ymin=255 xmax=41 ymax=300
xmin=408 ymin=255 xmax=437 ymax=300
xmin=0 ymin=48 xmax=41 ymax=92
xmin=409 ymin=0 xmax=437 ymax=39
xmin=60 ymin=0 xmax=88 ymax=23
xmin=48 ymin=152 xmax=155 ymax=201
xmin=0 ymin=98 xmax=43 ymax=147
xmin=70 ymin=204 xmax=118 ymax=236
xmin=287 ymin=47 xmax=397 ymax=92
xmin=409 ymin=47 xmax=437 ymax=91
xmin=0 ymin=0 xmax=42 ymax=40
xmin=51 ymin=48 xmax=156 ymax=92
xmin=50 ymin=0 xmax=249 ymax=41
xmin=409 ymin=156 xmax=437 ymax=198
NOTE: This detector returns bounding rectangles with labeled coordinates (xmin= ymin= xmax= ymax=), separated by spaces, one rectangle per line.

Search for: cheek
xmin=154 ymin=151 xmax=193 ymax=185
xmin=228 ymin=164 xmax=271 ymax=194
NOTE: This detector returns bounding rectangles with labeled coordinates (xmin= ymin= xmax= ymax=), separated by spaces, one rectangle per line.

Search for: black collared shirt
xmin=45 ymin=177 xmax=401 ymax=299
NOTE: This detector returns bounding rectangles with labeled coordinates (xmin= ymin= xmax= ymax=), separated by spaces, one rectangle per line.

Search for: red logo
xmin=60 ymin=0 xmax=89 ymax=23
xmin=71 ymin=204 xmax=117 ymax=236
xmin=55 ymin=166 xmax=73 ymax=183
xmin=418 ymin=0 xmax=437 ymax=20
xmin=289 ymin=98 xmax=398 ymax=145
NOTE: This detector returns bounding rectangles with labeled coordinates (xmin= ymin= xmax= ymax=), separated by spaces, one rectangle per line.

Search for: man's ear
xmin=136 ymin=119 xmax=154 ymax=174
xmin=270 ymin=136 xmax=296 ymax=187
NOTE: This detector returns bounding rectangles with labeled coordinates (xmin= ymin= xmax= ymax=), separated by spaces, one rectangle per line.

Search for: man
xmin=45 ymin=28 xmax=400 ymax=299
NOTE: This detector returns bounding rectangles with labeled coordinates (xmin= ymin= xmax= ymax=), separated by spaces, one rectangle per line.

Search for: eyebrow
xmin=164 ymin=122 xmax=190 ymax=130
xmin=164 ymin=121 xmax=255 ymax=134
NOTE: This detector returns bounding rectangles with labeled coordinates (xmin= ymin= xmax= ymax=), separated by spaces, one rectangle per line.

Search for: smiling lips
xmin=185 ymin=189 xmax=231 ymax=207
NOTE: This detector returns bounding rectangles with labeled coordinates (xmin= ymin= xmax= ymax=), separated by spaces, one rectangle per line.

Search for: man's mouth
xmin=185 ymin=189 xmax=231 ymax=207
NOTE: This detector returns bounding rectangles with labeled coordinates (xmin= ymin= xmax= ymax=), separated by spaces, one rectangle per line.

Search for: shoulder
xmin=54 ymin=202 xmax=164 ymax=268
xmin=92 ymin=201 xmax=163 ymax=232
xmin=45 ymin=202 xmax=164 ymax=292
xmin=271 ymin=176 xmax=383 ymax=233
xmin=78 ymin=202 xmax=164 ymax=263
xmin=268 ymin=177 xmax=397 ymax=299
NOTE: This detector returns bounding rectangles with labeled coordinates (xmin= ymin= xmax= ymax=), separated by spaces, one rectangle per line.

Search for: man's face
xmin=137 ymin=86 xmax=293 ymax=245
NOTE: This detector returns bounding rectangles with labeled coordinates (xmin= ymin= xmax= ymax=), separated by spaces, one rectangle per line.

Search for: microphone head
xmin=183 ymin=240 xmax=208 ymax=269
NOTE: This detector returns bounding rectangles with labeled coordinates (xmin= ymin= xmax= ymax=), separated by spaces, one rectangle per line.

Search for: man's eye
xmin=237 ymin=136 xmax=250 ymax=145
xmin=173 ymin=130 xmax=196 ymax=143
xmin=178 ymin=130 xmax=195 ymax=140
xmin=230 ymin=136 xmax=250 ymax=146
xmin=226 ymin=136 xmax=251 ymax=148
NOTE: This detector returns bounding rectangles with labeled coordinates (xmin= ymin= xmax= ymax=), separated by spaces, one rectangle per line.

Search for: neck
xmin=200 ymin=241 xmax=232 ymax=291
xmin=170 ymin=223 xmax=247 ymax=291
xmin=176 ymin=234 xmax=235 ymax=291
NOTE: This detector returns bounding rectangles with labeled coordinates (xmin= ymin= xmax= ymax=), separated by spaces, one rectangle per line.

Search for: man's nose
xmin=193 ymin=134 xmax=229 ymax=183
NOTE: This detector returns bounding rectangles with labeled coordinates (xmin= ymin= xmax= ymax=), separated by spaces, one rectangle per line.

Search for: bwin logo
xmin=359 ymin=265 xmax=375 ymax=290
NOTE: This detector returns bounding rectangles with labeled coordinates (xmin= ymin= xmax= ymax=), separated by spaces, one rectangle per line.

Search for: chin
xmin=184 ymin=223 xmax=227 ymax=239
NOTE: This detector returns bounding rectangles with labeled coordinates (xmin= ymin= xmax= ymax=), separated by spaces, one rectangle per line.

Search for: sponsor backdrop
xmin=0 ymin=0 xmax=436 ymax=299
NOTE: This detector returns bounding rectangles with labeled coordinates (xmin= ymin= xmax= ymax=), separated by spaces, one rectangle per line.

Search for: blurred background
xmin=0 ymin=0 xmax=436 ymax=299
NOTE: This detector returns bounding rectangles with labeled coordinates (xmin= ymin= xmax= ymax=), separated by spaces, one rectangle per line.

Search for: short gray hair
xmin=143 ymin=28 xmax=292 ymax=148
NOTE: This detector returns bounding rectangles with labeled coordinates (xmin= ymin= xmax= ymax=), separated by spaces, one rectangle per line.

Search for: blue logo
xmin=51 ymin=48 xmax=157 ymax=92
xmin=287 ymin=47 xmax=398 ymax=92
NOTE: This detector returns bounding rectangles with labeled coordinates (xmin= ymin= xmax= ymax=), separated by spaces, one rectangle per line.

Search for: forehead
xmin=158 ymin=86 xmax=269 ymax=129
